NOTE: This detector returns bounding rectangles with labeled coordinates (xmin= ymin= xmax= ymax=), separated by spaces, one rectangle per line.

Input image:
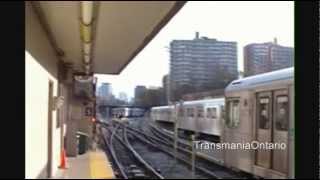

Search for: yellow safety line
xmin=89 ymin=151 xmax=115 ymax=179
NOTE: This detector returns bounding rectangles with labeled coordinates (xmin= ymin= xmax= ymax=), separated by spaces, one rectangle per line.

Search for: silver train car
xmin=112 ymin=107 xmax=145 ymax=118
xmin=112 ymin=107 xmax=130 ymax=117
xmin=179 ymin=98 xmax=225 ymax=136
xmin=150 ymin=67 xmax=294 ymax=179
xmin=223 ymin=67 xmax=294 ymax=179
xmin=129 ymin=108 xmax=145 ymax=117
xmin=151 ymin=105 xmax=175 ymax=123
xmin=151 ymin=98 xmax=225 ymax=137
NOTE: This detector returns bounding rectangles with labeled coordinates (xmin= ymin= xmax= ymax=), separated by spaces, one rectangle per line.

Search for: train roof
xmin=151 ymin=97 xmax=224 ymax=110
xmin=225 ymin=67 xmax=294 ymax=92
xmin=112 ymin=107 xmax=129 ymax=110
xmin=182 ymin=98 xmax=224 ymax=106
xmin=151 ymin=105 xmax=174 ymax=110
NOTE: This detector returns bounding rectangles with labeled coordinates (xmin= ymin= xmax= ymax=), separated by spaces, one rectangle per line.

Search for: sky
xmin=95 ymin=1 xmax=294 ymax=99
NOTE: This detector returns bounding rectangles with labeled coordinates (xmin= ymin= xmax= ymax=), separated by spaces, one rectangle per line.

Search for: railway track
xmin=102 ymin=121 xmax=217 ymax=178
xmin=124 ymin=125 xmax=218 ymax=179
xmin=126 ymin=118 xmax=254 ymax=179
xmin=101 ymin=119 xmax=253 ymax=179
xmin=100 ymin=124 xmax=164 ymax=179
xmin=148 ymin=123 xmax=192 ymax=150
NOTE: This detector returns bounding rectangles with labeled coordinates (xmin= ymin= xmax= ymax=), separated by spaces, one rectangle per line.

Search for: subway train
xmin=112 ymin=107 xmax=145 ymax=118
xmin=151 ymin=98 xmax=224 ymax=137
xmin=150 ymin=67 xmax=294 ymax=179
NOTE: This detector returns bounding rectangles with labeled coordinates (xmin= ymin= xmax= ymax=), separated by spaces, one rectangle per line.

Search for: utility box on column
xmin=77 ymin=131 xmax=89 ymax=155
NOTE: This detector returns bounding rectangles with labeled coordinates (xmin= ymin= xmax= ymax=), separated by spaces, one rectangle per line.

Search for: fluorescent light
xmin=81 ymin=23 xmax=91 ymax=43
xmin=81 ymin=1 xmax=93 ymax=25
xmin=84 ymin=54 xmax=90 ymax=63
xmin=81 ymin=1 xmax=94 ymax=74
xmin=84 ymin=43 xmax=91 ymax=55
xmin=85 ymin=69 xmax=90 ymax=75
xmin=85 ymin=64 xmax=90 ymax=70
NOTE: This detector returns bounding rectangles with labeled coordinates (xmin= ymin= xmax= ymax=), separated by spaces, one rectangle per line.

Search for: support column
xmin=66 ymin=102 xmax=82 ymax=156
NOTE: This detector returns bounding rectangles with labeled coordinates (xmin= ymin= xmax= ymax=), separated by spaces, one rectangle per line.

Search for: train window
xmin=191 ymin=108 xmax=195 ymax=117
xmin=206 ymin=108 xmax=216 ymax=118
xmin=275 ymin=96 xmax=288 ymax=131
xmin=226 ymin=100 xmax=240 ymax=128
xmin=258 ymin=97 xmax=270 ymax=129
xmin=179 ymin=107 xmax=184 ymax=117
xmin=206 ymin=108 xmax=211 ymax=118
xmin=197 ymin=106 xmax=204 ymax=118
xmin=168 ymin=110 xmax=172 ymax=117
xmin=211 ymin=108 xmax=217 ymax=118
xmin=187 ymin=108 xmax=194 ymax=117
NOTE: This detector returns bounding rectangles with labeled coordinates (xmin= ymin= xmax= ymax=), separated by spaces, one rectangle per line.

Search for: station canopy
xmin=28 ymin=1 xmax=186 ymax=74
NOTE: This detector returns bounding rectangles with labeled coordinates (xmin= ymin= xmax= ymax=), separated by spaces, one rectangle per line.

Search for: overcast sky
xmin=95 ymin=1 xmax=294 ymax=99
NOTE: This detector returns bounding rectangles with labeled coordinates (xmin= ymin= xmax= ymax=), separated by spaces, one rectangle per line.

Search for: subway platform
xmin=53 ymin=149 xmax=115 ymax=179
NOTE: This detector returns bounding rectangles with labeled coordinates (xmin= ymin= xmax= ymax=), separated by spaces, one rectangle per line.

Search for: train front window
xmin=275 ymin=96 xmax=288 ymax=131
xmin=258 ymin=97 xmax=270 ymax=129
xmin=227 ymin=99 xmax=240 ymax=128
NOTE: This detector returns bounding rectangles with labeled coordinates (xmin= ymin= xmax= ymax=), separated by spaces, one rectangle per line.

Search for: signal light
xmin=91 ymin=118 xmax=96 ymax=123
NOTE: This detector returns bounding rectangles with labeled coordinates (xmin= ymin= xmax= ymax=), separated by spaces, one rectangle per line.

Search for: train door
xmin=256 ymin=92 xmax=272 ymax=168
xmin=205 ymin=106 xmax=218 ymax=135
xmin=191 ymin=107 xmax=197 ymax=132
xmin=272 ymin=90 xmax=289 ymax=174
xmin=196 ymin=106 xmax=204 ymax=132
xmin=255 ymin=89 xmax=289 ymax=175
xmin=220 ymin=105 xmax=225 ymax=135
xmin=185 ymin=107 xmax=193 ymax=131
xmin=205 ymin=107 xmax=212 ymax=134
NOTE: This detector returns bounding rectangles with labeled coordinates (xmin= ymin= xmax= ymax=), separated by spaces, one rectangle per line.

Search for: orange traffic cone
xmin=59 ymin=149 xmax=68 ymax=169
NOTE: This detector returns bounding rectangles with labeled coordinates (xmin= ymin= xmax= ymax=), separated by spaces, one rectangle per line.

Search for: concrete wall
xmin=66 ymin=101 xmax=94 ymax=156
xmin=79 ymin=102 xmax=94 ymax=136
xmin=66 ymin=101 xmax=81 ymax=156
xmin=25 ymin=3 xmax=62 ymax=178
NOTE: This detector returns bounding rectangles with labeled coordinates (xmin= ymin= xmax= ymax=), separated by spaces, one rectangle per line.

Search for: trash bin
xmin=77 ymin=132 xmax=89 ymax=155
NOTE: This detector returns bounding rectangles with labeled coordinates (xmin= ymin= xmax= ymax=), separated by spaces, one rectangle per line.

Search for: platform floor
xmin=54 ymin=149 xmax=115 ymax=179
